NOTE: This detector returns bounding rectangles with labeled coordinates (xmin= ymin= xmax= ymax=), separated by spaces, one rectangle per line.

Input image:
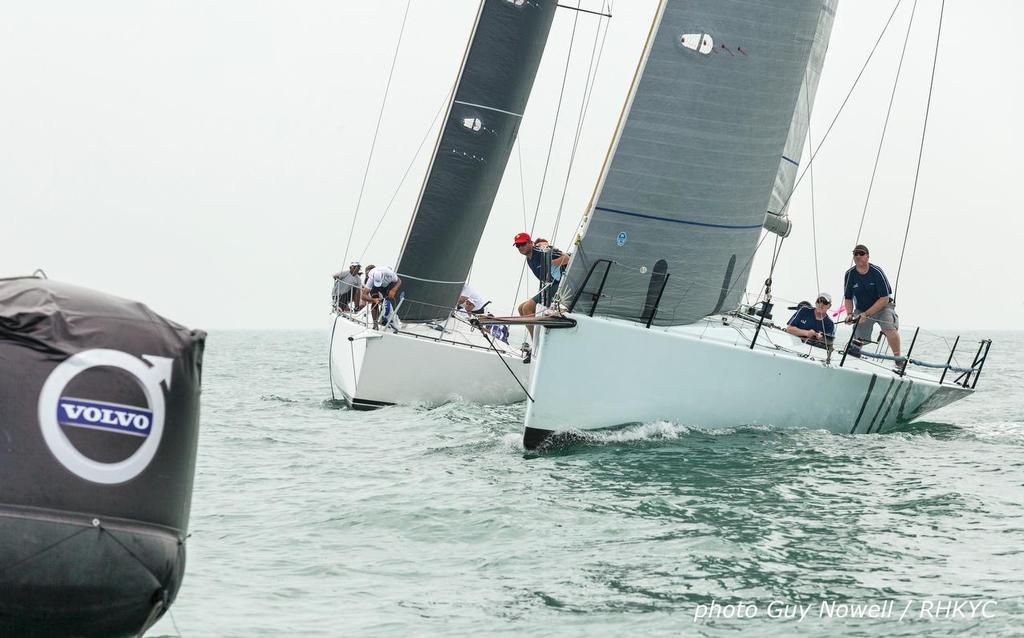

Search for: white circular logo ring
xmin=38 ymin=349 xmax=169 ymax=485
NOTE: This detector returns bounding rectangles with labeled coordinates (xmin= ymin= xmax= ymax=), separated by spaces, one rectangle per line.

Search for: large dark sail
xmin=395 ymin=0 xmax=557 ymax=322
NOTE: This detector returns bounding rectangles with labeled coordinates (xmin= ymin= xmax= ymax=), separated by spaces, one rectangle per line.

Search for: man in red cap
xmin=513 ymin=232 xmax=571 ymax=335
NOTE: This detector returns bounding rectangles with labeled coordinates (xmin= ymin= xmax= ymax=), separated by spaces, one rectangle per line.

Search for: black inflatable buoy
xmin=0 ymin=277 xmax=205 ymax=637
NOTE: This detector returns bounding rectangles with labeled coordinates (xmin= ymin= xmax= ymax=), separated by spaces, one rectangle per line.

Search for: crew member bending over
xmin=361 ymin=265 xmax=402 ymax=324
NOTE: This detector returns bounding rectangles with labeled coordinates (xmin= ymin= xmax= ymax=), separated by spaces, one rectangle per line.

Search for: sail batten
xmin=394 ymin=0 xmax=557 ymax=322
xmin=562 ymin=0 xmax=828 ymax=326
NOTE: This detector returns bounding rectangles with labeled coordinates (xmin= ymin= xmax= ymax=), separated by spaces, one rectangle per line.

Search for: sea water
xmin=149 ymin=330 xmax=1023 ymax=637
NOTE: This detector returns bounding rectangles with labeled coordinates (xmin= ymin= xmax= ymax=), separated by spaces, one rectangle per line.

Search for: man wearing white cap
xmin=361 ymin=265 xmax=402 ymax=325
xmin=332 ymin=261 xmax=364 ymax=311
xmin=785 ymin=293 xmax=835 ymax=343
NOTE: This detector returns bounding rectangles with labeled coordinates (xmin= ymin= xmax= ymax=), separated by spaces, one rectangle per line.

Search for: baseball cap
xmin=817 ymin=292 xmax=832 ymax=304
xmin=853 ymin=244 xmax=869 ymax=254
xmin=513 ymin=232 xmax=531 ymax=245
xmin=350 ymin=260 xmax=361 ymax=268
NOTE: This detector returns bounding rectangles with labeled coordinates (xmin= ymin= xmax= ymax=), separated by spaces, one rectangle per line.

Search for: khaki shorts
xmin=854 ymin=305 xmax=899 ymax=340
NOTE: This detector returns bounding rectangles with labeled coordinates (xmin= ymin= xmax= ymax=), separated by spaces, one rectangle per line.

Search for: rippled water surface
xmin=151 ymin=330 xmax=1023 ymax=637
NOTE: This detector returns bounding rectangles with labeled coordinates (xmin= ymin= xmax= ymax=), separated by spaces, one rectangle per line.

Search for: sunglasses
xmin=816 ymin=298 xmax=831 ymax=305
xmin=852 ymin=250 xmax=867 ymax=256
xmin=514 ymin=242 xmax=529 ymax=248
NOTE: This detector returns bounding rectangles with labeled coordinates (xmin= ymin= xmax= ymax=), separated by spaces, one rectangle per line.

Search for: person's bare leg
xmin=883 ymin=329 xmax=901 ymax=357
xmin=518 ymin=298 xmax=537 ymax=338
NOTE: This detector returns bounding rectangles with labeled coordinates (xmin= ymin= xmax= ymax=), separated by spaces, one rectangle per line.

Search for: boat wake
xmin=514 ymin=421 xmax=705 ymax=454
xmin=320 ymin=398 xmax=348 ymax=410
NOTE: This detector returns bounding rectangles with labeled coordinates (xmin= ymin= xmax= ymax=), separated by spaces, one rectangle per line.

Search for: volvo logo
xmin=38 ymin=349 xmax=173 ymax=485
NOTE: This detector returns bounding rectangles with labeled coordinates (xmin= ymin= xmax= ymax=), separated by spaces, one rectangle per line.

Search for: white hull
xmin=524 ymin=313 xmax=971 ymax=440
xmin=330 ymin=313 xmax=530 ymax=409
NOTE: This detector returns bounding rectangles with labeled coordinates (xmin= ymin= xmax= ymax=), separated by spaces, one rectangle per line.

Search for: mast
xmin=394 ymin=0 xmax=558 ymax=322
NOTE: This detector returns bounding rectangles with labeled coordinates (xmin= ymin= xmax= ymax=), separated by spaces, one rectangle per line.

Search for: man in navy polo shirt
xmin=786 ymin=293 xmax=835 ymax=344
xmin=842 ymin=244 xmax=901 ymax=358
xmin=513 ymin=232 xmax=571 ymax=336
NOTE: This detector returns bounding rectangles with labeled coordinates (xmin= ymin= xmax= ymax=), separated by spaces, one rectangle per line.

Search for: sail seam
xmin=452 ymin=100 xmax=523 ymax=118
xmin=397 ymin=273 xmax=465 ymax=285
xmin=594 ymin=206 xmax=763 ymax=229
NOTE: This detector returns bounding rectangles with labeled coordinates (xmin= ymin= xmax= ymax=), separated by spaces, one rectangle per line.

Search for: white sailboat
xmin=330 ymin=0 xmax=558 ymax=409
xmin=490 ymin=0 xmax=991 ymax=447
xmin=330 ymin=309 xmax=529 ymax=409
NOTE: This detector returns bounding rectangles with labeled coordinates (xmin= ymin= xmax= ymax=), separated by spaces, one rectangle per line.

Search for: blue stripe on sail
xmin=782 ymin=155 xmax=799 ymax=167
xmin=595 ymin=206 xmax=764 ymax=230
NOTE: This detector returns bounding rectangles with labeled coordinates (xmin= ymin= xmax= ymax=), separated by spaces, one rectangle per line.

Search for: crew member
xmin=457 ymin=283 xmax=488 ymax=315
xmin=332 ymin=261 xmax=363 ymax=311
xmin=362 ymin=265 xmax=402 ymax=323
xmin=513 ymin=232 xmax=570 ymax=336
xmin=786 ymin=293 xmax=835 ymax=346
xmin=842 ymin=244 xmax=901 ymax=360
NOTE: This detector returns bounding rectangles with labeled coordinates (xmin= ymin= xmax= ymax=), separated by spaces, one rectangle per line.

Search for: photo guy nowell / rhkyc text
xmin=692 ymin=599 xmax=998 ymax=623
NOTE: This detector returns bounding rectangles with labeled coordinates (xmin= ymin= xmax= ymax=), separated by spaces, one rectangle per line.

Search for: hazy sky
xmin=2 ymin=1 xmax=1021 ymax=330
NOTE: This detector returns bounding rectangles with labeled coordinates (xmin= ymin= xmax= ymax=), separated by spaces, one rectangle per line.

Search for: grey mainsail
xmin=764 ymin=0 xmax=838 ymax=237
xmin=562 ymin=0 xmax=828 ymax=326
xmin=395 ymin=0 xmax=557 ymax=322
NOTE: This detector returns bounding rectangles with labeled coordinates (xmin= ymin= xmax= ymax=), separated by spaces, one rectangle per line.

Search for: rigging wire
xmin=342 ymin=0 xmax=412 ymax=269
xmin=763 ymin=234 xmax=785 ymax=305
xmin=516 ymin=136 xmax=529 ymax=232
xmin=550 ymin=0 xmax=610 ymax=244
xmin=509 ymin=136 xmax=530 ymax=314
xmin=358 ymin=85 xmax=453 ymax=258
xmin=509 ymin=0 xmax=583 ymax=313
xmin=806 ymin=74 xmax=821 ymax=297
xmin=528 ymin=0 xmax=581 ymax=239
xmin=734 ymin=230 xmax=774 ymax=305
xmin=855 ymin=0 xmax=918 ymax=249
xmin=561 ymin=0 xmax=616 ymax=250
xmin=774 ymin=0 xmax=904 ymax=219
xmin=894 ymin=0 xmax=945 ymax=300
xmin=729 ymin=0 xmax=904 ymax=305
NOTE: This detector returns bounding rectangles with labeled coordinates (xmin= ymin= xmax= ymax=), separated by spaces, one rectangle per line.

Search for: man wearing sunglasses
xmin=786 ymin=293 xmax=835 ymax=345
xmin=513 ymin=232 xmax=571 ymax=335
xmin=842 ymin=244 xmax=901 ymax=359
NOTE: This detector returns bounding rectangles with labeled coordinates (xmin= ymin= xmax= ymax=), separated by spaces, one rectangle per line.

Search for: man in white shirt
xmin=361 ymin=265 xmax=402 ymax=324
xmin=362 ymin=265 xmax=401 ymax=301
xmin=457 ymin=283 xmax=488 ymax=314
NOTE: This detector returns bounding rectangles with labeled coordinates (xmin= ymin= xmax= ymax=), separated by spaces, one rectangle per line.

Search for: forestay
xmin=395 ymin=0 xmax=557 ymax=322
xmin=562 ymin=0 xmax=827 ymax=326
xmin=764 ymin=0 xmax=838 ymax=237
